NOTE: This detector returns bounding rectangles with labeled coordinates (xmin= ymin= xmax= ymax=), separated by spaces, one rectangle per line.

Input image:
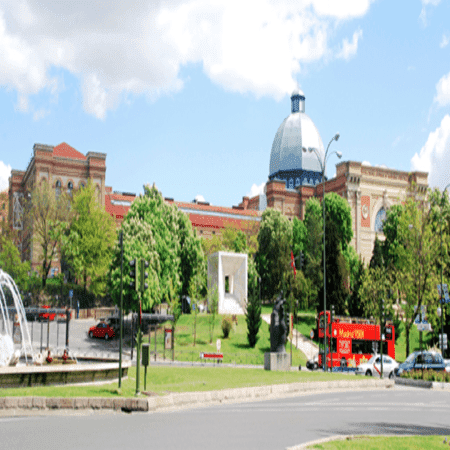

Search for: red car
xmin=39 ymin=305 xmax=56 ymax=322
xmin=88 ymin=322 xmax=115 ymax=340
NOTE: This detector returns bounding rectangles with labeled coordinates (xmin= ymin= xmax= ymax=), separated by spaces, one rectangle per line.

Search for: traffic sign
xmin=69 ymin=290 xmax=73 ymax=298
xmin=417 ymin=323 xmax=432 ymax=332
xmin=310 ymin=330 xmax=314 ymax=339
xmin=437 ymin=284 xmax=450 ymax=303
xmin=439 ymin=334 xmax=448 ymax=350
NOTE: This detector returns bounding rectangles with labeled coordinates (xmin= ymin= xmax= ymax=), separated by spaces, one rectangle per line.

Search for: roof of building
xmin=53 ymin=143 xmax=87 ymax=161
xmin=269 ymin=91 xmax=325 ymax=179
xmin=105 ymin=190 xmax=136 ymax=219
xmin=172 ymin=200 xmax=261 ymax=218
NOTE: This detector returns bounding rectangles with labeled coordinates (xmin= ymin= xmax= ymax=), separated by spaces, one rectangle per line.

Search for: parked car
xmin=394 ymin=351 xmax=446 ymax=376
xmin=355 ymin=354 xmax=398 ymax=379
xmin=106 ymin=317 xmax=121 ymax=334
xmin=306 ymin=354 xmax=320 ymax=371
xmin=88 ymin=322 xmax=115 ymax=340
xmin=25 ymin=306 xmax=40 ymax=322
xmin=38 ymin=305 xmax=56 ymax=322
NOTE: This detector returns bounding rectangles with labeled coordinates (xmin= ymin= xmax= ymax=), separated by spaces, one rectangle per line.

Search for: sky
xmin=1 ymin=0 xmax=450 ymax=207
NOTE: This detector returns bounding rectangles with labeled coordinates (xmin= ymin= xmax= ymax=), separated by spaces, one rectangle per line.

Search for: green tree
xmin=394 ymin=196 xmax=440 ymax=358
xmin=324 ymin=192 xmax=353 ymax=253
xmin=27 ymin=180 xmax=72 ymax=287
xmin=256 ymin=208 xmax=293 ymax=302
xmin=207 ymin=281 xmax=219 ymax=344
xmin=109 ymin=184 xmax=204 ymax=314
xmin=370 ymin=235 xmax=384 ymax=269
xmin=65 ymin=181 xmax=116 ymax=295
xmin=245 ymin=280 xmax=262 ymax=348
xmin=0 ymin=233 xmax=31 ymax=292
xmin=302 ymin=198 xmax=323 ymax=310
xmin=346 ymin=249 xmax=365 ymax=317
xmin=318 ymin=213 xmax=349 ymax=315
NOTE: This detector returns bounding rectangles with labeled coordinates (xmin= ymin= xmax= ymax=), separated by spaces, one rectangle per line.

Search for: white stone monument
xmin=208 ymin=252 xmax=247 ymax=315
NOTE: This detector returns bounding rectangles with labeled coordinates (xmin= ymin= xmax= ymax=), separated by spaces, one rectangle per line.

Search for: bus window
xmin=351 ymin=339 xmax=373 ymax=354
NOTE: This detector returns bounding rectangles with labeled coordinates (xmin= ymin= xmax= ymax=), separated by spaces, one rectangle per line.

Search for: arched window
xmin=375 ymin=208 xmax=387 ymax=232
xmin=289 ymin=178 xmax=294 ymax=189
xmin=67 ymin=181 xmax=73 ymax=197
xmin=55 ymin=180 xmax=61 ymax=199
xmin=295 ymin=178 xmax=300 ymax=187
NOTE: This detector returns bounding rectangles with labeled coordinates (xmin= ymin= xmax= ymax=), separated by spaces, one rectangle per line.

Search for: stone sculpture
xmin=270 ymin=293 xmax=287 ymax=353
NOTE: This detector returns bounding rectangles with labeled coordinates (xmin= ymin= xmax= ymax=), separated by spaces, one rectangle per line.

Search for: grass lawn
xmin=143 ymin=312 xmax=308 ymax=367
xmin=0 ymin=365 xmax=352 ymax=398
xmin=307 ymin=435 xmax=449 ymax=449
xmin=393 ymin=321 xmax=434 ymax=363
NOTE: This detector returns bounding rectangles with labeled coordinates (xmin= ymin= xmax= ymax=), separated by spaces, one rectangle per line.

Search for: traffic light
xmin=140 ymin=259 xmax=149 ymax=292
xmin=299 ymin=251 xmax=304 ymax=270
xmin=129 ymin=259 xmax=139 ymax=291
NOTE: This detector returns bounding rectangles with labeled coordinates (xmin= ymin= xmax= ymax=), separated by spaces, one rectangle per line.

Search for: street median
xmin=0 ymin=378 xmax=393 ymax=413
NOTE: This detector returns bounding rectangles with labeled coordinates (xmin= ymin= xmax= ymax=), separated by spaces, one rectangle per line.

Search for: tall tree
xmin=303 ymin=198 xmax=323 ymax=310
xmin=65 ymin=180 xmax=116 ymax=295
xmin=0 ymin=232 xmax=31 ymax=292
xmin=256 ymin=208 xmax=293 ymax=302
xmin=245 ymin=279 xmax=262 ymax=348
xmin=27 ymin=180 xmax=72 ymax=287
xmin=345 ymin=246 xmax=365 ymax=317
xmin=324 ymin=192 xmax=353 ymax=253
xmin=394 ymin=196 xmax=440 ymax=358
xmin=370 ymin=235 xmax=384 ymax=269
xmin=109 ymin=184 xmax=204 ymax=314
xmin=318 ymin=212 xmax=349 ymax=315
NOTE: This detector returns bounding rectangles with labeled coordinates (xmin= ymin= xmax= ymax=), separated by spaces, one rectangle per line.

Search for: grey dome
xmin=269 ymin=90 xmax=325 ymax=188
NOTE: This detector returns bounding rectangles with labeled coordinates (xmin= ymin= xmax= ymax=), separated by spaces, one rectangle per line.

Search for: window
xmin=55 ymin=180 xmax=61 ymax=199
xmin=295 ymin=178 xmax=300 ymax=187
xmin=67 ymin=181 xmax=73 ymax=195
xmin=375 ymin=208 xmax=387 ymax=232
xmin=289 ymin=178 xmax=294 ymax=189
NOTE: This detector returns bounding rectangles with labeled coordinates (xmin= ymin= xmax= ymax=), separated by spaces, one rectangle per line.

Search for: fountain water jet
xmin=0 ymin=269 xmax=35 ymax=366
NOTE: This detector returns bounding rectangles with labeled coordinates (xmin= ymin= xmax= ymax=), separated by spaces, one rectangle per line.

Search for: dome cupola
xmin=269 ymin=89 xmax=325 ymax=189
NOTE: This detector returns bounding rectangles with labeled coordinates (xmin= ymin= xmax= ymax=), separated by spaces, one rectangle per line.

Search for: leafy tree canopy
xmin=65 ymin=180 xmax=117 ymax=295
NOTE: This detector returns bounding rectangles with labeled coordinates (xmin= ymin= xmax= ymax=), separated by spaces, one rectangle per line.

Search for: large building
xmin=236 ymin=89 xmax=428 ymax=262
xmin=8 ymin=89 xmax=428 ymax=271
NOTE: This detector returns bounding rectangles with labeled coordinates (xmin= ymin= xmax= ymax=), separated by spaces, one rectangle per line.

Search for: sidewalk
xmin=262 ymin=314 xmax=319 ymax=361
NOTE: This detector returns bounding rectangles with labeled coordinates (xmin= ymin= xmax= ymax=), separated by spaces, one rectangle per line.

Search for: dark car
xmin=25 ymin=306 xmax=40 ymax=322
xmin=394 ymin=351 xmax=446 ymax=376
xmin=88 ymin=322 xmax=115 ymax=340
xmin=306 ymin=354 xmax=319 ymax=370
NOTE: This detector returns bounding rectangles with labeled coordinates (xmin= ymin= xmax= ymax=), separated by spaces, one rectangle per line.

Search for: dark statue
xmin=270 ymin=293 xmax=287 ymax=353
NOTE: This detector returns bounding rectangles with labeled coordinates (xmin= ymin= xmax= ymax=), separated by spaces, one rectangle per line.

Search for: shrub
xmin=222 ymin=316 xmax=233 ymax=338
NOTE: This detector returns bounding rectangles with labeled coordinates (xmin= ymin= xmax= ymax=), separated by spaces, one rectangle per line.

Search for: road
xmin=2 ymin=387 xmax=450 ymax=449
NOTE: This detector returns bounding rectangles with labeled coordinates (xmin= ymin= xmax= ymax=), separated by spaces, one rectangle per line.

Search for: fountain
xmin=0 ymin=269 xmax=35 ymax=366
xmin=0 ymin=269 xmax=131 ymax=388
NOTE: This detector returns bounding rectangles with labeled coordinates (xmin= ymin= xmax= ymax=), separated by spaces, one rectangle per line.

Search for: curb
xmin=395 ymin=377 xmax=450 ymax=390
xmin=0 ymin=378 xmax=393 ymax=413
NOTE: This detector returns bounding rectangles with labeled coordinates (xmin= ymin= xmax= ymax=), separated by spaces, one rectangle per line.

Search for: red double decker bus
xmin=317 ymin=311 xmax=395 ymax=370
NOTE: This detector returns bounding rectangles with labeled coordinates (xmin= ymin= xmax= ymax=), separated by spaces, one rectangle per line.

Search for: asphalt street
xmin=1 ymin=387 xmax=449 ymax=450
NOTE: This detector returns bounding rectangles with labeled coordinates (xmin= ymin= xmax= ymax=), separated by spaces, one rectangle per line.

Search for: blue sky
xmin=1 ymin=0 xmax=450 ymax=207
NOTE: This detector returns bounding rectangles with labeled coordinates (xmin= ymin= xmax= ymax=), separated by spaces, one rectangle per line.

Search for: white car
xmin=355 ymin=354 xmax=398 ymax=379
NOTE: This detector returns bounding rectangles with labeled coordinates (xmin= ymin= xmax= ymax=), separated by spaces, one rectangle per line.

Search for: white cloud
xmin=33 ymin=108 xmax=49 ymax=121
xmin=247 ymin=182 xmax=266 ymax=198
xmin=440 ymin=34 xmax=449 ymax=48
xmin=361 ymin=161 xmax=372 ymax=166
xmin=419 ymin=0 xmax=441 ymax=26
xmin=411 ymin=114 xmax=450 ymax=189
xmin=0 ymin=0 xmax=373 ymax=118
xmin=336 ymin=29 xmax=362 ymax=61
xmin=194 ymin=194 xmax=205 ymax=203
xmin=435 ymin=71 xmax=450 ymax=107
xmin=0 ymin=161 xmax=12 ymax=191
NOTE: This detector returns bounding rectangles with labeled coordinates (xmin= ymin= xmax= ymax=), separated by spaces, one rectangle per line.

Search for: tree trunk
xmin=405 ymin=323 xmax=410 ymax=359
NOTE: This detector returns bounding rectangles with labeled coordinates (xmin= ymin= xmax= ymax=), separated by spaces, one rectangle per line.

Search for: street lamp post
xmin=303 ymin=133 xmax=341 ymax=371
xmin=440 ymin=184 xmax=450 ymax=357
